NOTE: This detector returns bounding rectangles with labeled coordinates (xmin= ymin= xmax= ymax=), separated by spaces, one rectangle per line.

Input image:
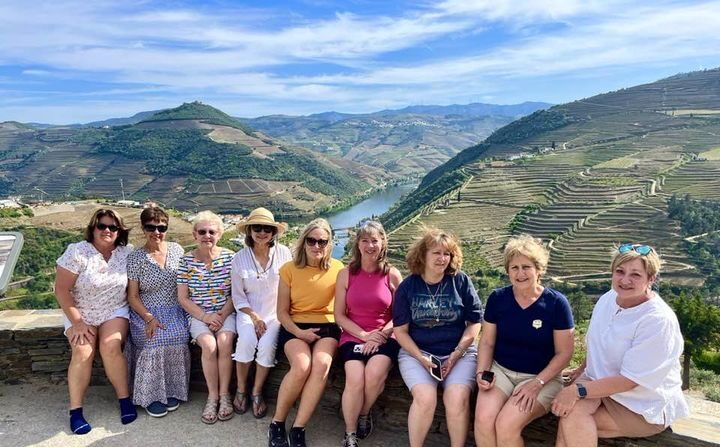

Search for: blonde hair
xmin=293 ymin=218 xmax=333 ymax=270
xmin=611 ymin=245 xmax=661 ymax=279
xmin=405 ymin=226 xmax=463 ymax=276
xmin=348 ymin=220 xmax=391 ymax=275
xmin=503 ymin=234 xmax=549 ymax=278
xmin=193 ymin=210 xmax=224 ymax=236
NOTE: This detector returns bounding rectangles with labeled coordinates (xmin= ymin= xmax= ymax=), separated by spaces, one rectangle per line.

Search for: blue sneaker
xmin=166 ymin=398 xmax=180 ymax=411
xmin=145 ymin=401 xmax=168 ymax=418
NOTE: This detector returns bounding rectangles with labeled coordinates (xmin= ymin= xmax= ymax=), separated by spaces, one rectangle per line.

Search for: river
xmin=327 ymin=182 xmax=417 ymax=259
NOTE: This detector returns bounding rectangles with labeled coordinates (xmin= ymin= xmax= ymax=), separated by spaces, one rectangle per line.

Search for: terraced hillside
xmin=385 ymin=69 xmax=720 ymax=286
xmin=0 ymin=103 xmax=385 ymax=218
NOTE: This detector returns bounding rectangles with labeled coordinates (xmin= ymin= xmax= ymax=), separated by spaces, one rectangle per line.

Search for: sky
xmin=1 ymin=0 xmax=719 ymax=124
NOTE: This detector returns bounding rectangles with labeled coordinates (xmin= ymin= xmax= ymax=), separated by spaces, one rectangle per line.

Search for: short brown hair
xmin=503 ymin=234 xmax=549 ymax=277
xmin=84 ymin=208 xmax=130 ymax=247
xmin=405 ymin=226 xmax=463 ymax=276
xmin=293 ymin=218 xmax=333 ymax=270
xmin=140 ymin=207 xmax=169 ymax=226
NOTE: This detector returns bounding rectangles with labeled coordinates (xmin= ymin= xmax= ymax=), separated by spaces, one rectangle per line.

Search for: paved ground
xmin=0 ymin=382 xmax=424 ymax=447
xmin=1 ymin=382 xmax=718 ymax=447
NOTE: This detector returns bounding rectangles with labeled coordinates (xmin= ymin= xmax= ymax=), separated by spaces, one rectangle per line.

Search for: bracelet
xmin=454 ymin=345 xmax=467 ymax=357
xmin=536 ymin=377 xmax=545 ymax=386
xmin=145 ymin=317 xmax=156 ymax=325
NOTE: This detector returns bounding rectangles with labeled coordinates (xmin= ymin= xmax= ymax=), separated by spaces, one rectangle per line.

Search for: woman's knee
xmin=98 ymin=338 xmax=123 ymax=358
xmin=443 ymin=386 xmax=470 ymax=415
xmin=70 ymin=343 xmax=96 ymax=364
xmin=411 ymin=386 xmax=438 ymax=410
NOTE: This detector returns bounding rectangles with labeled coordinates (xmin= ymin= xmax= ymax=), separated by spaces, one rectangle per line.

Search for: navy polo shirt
xmin=484 ymin=285 xmax=574 ymax=374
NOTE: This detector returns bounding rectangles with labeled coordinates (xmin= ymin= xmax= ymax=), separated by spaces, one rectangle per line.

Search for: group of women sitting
xmin=55 ymin=205 xmax=689 ymax=447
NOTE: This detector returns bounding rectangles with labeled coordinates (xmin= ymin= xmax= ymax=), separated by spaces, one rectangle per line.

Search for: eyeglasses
xmin=197 ymin=229 xmax=217 ymax=236
xmin=251 ymin=224 xmax=275 ymax=234
xmin=144 ymin=224 xmax=168 ymax=233
xmin=96 ymin=223 xmax=119 ymax=232
xmin=305 ymin=237 xmax=329 ymax=248
xmin=618 ymin=244 xmax=653 ymax=256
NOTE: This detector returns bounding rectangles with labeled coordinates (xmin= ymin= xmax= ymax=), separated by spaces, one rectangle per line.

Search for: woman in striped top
xmin=177 ymin=211 xmax=236 ymax=424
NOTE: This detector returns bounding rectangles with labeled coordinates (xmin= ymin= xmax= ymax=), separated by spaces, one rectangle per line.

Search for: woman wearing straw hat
xmin=231 ymin=208 xmax=292 ymax=418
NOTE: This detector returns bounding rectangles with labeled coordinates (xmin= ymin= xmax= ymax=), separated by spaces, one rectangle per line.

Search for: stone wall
xmin=1 ymin=309 xmax=715 ymax=447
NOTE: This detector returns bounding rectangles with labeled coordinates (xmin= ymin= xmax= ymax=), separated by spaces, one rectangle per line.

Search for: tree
xmin=668 ymin=292 xmax=720 ymax=389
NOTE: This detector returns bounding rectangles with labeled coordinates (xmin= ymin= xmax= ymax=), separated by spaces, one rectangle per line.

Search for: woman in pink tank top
xmin=334 ymin=221 xmax=403 ymax=447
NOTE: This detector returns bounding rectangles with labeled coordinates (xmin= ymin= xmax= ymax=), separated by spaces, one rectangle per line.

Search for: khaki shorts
xmin=599 ymin=397 xmax=665 ymax=438
xmin=189 ymin=313 xmax=236 ymax=341
xmin=491 ymin=361 xmax=562 ymax=410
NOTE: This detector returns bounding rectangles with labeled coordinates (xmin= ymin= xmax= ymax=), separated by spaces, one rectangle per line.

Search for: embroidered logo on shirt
xmin=532 ymin=319 xmax=543 ymax=329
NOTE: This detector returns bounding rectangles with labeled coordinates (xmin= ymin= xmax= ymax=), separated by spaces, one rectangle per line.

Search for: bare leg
xmin=236 ymin=362 xmax=251 ymax=393
xmin=444 ymin=384 xmax=471 ymax=447
xmin=196 ymin=333 xmax=220 ymax=398
xmin=496 ymin=399 xmax=547 ymax=447
xmin=272 ymin=339 xmax=311 ymax=422
xmin=252 ymin=364 xmax=271 ymax=395
xmin=97 ymin=318 xmax=130 ymax=398
xmin=342 ymin=360 xmax=366 ymax=432
xmin=293 ymin=338 xmax=338 ymax=427
xmin=68 ymin=336 xmax=96 ymax=409
xmin=360 ymin=355 xmax=393 ymax=415
xmin=408 ymin=384 xmax=437 ymax=447
xmin=216 ymin=331 xmax=235 ymax=396
xmin=474 ymin=387 xmax=508 ymax=447
xmin=555 ymin=398 xmax=602 ymax=447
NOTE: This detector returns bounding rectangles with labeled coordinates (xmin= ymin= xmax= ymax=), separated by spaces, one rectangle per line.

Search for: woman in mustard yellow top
xmin=268 ymin=218 xmax=343 ymax=447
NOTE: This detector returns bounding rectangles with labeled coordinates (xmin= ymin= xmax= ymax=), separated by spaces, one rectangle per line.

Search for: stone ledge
xmin=2 ymin=309 xmax=718 ymax=446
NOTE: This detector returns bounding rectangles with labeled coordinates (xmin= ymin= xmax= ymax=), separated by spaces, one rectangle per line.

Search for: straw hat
xmin=237 ymin=207 xmax=288 ymax=236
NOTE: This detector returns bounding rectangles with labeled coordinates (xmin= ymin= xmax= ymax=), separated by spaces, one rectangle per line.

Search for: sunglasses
xmin=251 ymin=224 xmax=275 ymax=234
xmin=197 ymin=229 xmax=217 ymax=236
xmin=96 ymin=223 xmax=120 ymax=232
xmin=305 ymin=237 xmax=329 ymax=248
xmin=144 ymin=224 xmax=168 ymax=233
xmin=618 ymin=244 xmax=653 ymax=256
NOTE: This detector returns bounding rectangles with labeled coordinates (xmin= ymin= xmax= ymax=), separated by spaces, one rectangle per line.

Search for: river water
xmin=326 ymin=183 xmax=417 ymax=259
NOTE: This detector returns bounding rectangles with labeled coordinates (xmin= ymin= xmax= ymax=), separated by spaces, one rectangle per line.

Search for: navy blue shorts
xmin=339 ymin=338 xmax=400 ymax=363
xmin=278 ymin=322 xmax=340 ymax=352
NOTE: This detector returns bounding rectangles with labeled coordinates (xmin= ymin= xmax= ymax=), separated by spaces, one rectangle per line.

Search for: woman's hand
xmin=204 ymin=312 xmax=223 ymax=332
xmin=69 ymin=321 xmax=97 ymax=346
xmin=251 ymin=315 xmax=267 ymax=338
xmin=366 ymin=329 xmax=387 ymax=345
xmin=417 ymin=354 xmax=435 ymax=371
xmin=476 ymin=371 xmax=496 ymax=391
xmin=441 ymin=350 xmax=462 ymax=377
xmin=551 ymin=383 xmax=580 ymax=417
xmin=511 ymin=379 xmax=543 ymax=413
xmin=145 ymin=318 xmax=164 ymax=339
xmin=362 ymin=340 xmax=381 ymax=355
xmin=297 ymin=328 xmax=321 ymax=344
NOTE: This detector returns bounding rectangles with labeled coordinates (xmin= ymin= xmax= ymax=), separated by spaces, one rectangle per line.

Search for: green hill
xmin=141 ymin=101 xmax=255 ymax=134
xmin=383 ymin=68 xmax=720 ymax=286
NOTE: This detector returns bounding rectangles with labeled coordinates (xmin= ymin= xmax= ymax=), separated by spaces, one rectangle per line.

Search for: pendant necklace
xmin=424 ymin=277 xmax=446 ymax=322
xmin=251 ymin=249 xmax=274 ymax=279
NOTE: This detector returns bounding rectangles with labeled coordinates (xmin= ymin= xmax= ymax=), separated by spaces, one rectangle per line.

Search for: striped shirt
xmin=176 ymin=248 xmax=235 ymax=313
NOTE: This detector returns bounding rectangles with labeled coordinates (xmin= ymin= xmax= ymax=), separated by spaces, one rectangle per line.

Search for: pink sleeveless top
xmin=339 ymin=269 xmax=394 ymax=345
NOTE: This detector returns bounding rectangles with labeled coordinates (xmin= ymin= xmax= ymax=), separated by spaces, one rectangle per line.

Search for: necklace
xmin=424 ymin=277 xmax=446 ymax=322
xmin=251 ymin=249 xmax=274 ymax=279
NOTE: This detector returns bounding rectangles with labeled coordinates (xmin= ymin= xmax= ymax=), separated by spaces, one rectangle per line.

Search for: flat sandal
xmin=233 ymin=391 xmax=249 ymax=414
xmin=218 ymin=394 xmax=234 ymax=421
xmin=252 ymin=393 xmax=267 ymax=419
xmin=201 ymin=398 xmax=218 ymax=425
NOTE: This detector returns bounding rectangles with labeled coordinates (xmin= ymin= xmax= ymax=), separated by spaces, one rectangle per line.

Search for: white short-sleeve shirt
xmin=56 ymin=241 xmax=132 ymax=326
xmin=585 ymin=289 xmax=689 ymax=426
xmin=230 ymin=244 xmax=292 ymax=321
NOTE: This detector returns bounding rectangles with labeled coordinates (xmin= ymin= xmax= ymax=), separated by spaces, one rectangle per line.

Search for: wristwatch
xmin=576 ymin=382 xmax=587 ymax=400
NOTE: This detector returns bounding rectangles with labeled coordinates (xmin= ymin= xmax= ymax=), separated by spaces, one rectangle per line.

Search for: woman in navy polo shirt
xmin=393 ymin=227 xmax=483 ymax=447
xmin=474 ymin=234 xmax=574 ymax=447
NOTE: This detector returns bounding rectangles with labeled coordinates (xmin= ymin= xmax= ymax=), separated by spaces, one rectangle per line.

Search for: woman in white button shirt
xmin=230 ymin=208 xmax=292 ymax=418
xmin=552 ymin=244 xmax=689 ymax=446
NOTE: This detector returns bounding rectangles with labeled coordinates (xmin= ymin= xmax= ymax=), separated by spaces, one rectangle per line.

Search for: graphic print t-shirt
xmin=393 ymin=272 xmax=482 ymax=356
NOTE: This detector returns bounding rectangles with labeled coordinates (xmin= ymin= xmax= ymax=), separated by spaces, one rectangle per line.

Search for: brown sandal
xmin=201 ymin=398 xmax=218 ymax=424
xmin=218 ymin=394 xmax=234 ymax=421
xmin=252 ymin=394 xmax=267 ymax=419
xmin=233 ymin=391 xmax=249 ymax=414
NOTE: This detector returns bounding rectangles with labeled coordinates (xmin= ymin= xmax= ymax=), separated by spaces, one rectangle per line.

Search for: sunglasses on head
xmin=197 ymin=229 xmax=217 ymax=236
xmin=144 ymin=224 xmax=168 ymax=233
xmin=618 ymin=243 xmax=653 ymax=256
xmin=96 ymin=223 xmax=119 ymax=232
xmin=251 ymin=224 xmax=275 ymax=234
xmin=305 ymin=237 xmax=329 ymax=248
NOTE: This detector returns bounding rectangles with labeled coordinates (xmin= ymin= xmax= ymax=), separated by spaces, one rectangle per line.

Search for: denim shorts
xmin=398 ymin=347 xmax=477 ymax=390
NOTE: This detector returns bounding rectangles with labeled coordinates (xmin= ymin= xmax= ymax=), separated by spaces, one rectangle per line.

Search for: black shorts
xmin=277 ymin=322 xmax=341 ymax=352
xmin=338 ymin=338 xmax=401 ymax=364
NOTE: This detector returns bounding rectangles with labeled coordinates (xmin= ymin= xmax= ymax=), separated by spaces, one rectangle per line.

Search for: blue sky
xmin=1 ymin=0 xmax=719 ymax=123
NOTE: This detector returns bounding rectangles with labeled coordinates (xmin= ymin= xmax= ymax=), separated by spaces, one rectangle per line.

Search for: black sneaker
xmin=342 ymin=432 xmax=359 ymax=447
xmin=357 ymin=413 xmax=373 ymax=439
xmin=268 ymin=420 xmax=289 ymax=447
xmin=288 ymin=426 xmax=307 ymax=447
